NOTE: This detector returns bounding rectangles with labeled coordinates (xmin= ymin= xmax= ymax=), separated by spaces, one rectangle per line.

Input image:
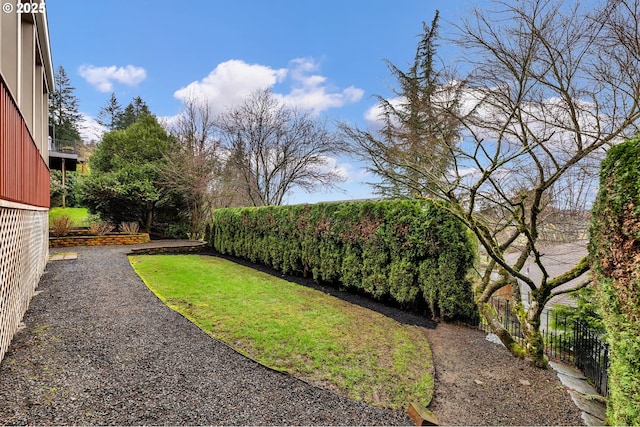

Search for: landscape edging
xmin=49 ymin=233 xmax=151 ymax=247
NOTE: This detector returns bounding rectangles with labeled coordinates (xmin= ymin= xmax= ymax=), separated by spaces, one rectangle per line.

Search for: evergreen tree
xmin=96 ymin=92 xmax=123 ymax=131
xmin=91 ymin=114 xmax=169 ymax=173
xmin=117 ymin=96 xmax=153 ymax=129
xmin=49 ymin=66 xmax=82 ymax=141
xmin=81 ymin=114 xmax=173 ymax=231
xmin=342 ymin=12 xmax=460 ymax=198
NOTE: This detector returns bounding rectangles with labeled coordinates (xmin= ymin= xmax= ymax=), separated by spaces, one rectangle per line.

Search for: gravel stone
xmin=0 ymin=242 xmax=585 ymax=425
xmin=0 ymin=244 xmax=409 ymax=425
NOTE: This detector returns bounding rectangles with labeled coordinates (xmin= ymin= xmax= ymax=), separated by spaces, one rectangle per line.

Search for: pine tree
xmin=96 ymin=92 xmax=123 ymax=131
xmin=117 ymin=96 xmax=153 ymax=130
xmin=49 ymin=66 xmax=82 ymax=142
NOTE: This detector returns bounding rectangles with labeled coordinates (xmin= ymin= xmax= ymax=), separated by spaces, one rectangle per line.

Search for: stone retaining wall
xmin=128 ymin=243 xmax=207 ymax=255
xmin=49 ymin=233 xmax=151 ymax=248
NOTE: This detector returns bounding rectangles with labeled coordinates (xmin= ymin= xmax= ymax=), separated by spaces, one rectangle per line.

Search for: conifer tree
xmin=117 ymin=96 xmax=152 ymax=129
xmin=96 ymin=92 xmax=123 ymax=131
xmin=49 ymin=66 xmax=82 ymax=141
xmin=342 ymin=12 xmax=460 ymax=198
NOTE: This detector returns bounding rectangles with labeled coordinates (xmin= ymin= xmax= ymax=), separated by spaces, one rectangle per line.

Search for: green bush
xmin=549 ymin=286 xmax=606 ymax=337
xmin=164 ymin=222 xmax=190 ymax=239
xmin=50 ymin=169 xmax=83 ymax=208
xmin=209 ymin=199 xmax=476 ymax=320
xmin=590 ymin=136 xmax=640 ymax=425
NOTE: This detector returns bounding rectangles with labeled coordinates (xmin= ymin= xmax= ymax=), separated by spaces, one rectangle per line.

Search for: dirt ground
xmin=423 ymin=323 xmax=583 ymax=426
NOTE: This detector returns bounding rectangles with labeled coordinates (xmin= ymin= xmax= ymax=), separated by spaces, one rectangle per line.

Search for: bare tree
xmin=216 ymin=88 xmax=347 ymax=206
xmin=161 ymin=98 xmax=221 ymax=239
xmin=346 ymin=0 xmax=640 ymax=366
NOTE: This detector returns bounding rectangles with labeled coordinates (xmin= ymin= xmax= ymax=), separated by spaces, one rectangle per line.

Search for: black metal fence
xmin=575 ymin=319 xmax=609 ymax=396
xmin=476 ymin=298 xmax=609 ymax=395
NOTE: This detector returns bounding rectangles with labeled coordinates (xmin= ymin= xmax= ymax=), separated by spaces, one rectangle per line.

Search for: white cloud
xmin=279 ymin=58 xmax=364 ymax=114
xmin=310 ymin=155 xmax=350 ymax=181
xmin=79 ymin=65 xmax=147 ymax=92
xmin=78 ymin=113 xmax=106 ymax=143
xmin=173 ymin=59 xmax=288 ymax=114
xmin=173 ymin=58 xmax=363 ymax=116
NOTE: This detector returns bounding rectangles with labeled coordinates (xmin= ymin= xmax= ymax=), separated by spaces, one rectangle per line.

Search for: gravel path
xmin=0 ymin=244 xmax=409 ymax=425
xmin=0 ymin=243 xmax=584 ymax=425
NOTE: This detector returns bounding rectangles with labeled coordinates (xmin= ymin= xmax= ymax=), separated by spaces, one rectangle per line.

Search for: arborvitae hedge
xmin=590 ymin=136 xmax=640 ymax=426
xmin=210 ymin=199 xmax=476 ymax=320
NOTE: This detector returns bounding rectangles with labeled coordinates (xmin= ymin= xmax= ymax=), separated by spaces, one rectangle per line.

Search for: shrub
xmin=89 ymin=221 xmax=115 ymax=236
xmin=165 ymin=222 xmax=189 ymax=239
xmin=50 ymin=215 xmax=75 ymax=237
xmin=119 ymin=221 xmax=140 ymax=234
xmin=590 ymin=136 xmax=640 ymax=425
xmin=209 ymin=199 xmax=477 ymax=320
xmin=549 ymin=286 xmax=606 ymax=337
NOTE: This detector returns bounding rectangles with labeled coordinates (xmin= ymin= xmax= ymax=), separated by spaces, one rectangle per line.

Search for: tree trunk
xmin=145 ymin=205 xmax=153 ymax=233
xmin=61 ymin=158 xmax=67 ymax=209
xmin=478 ymin=300 xmax=526 ymax=359
xmin=190 ymin=200 xmax=201 ymax=240
xmin=521 ymin=301 xmax=547 ymax=368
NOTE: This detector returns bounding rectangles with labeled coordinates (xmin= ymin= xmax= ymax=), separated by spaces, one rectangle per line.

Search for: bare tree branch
xmin=216 ymin=88 xmax=346 ymax=206
xmin=343 ymin=0 xmax=640 ymax=366
xmin=161 ymin=97 xmax=221 ymax=239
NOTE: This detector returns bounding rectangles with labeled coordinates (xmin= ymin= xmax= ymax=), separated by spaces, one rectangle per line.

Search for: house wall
xmin=0 ymin=8 xmax=54 ymax=363
xmin=0 ymin=204 xmax=48 ymax=361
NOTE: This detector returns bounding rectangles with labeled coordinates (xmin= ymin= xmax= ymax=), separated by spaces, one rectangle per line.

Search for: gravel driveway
xmin=0 ymin=243 xmax=410 ymax=425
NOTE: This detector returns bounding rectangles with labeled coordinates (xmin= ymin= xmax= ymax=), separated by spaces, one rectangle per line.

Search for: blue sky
xmin=46 ymin=0 xmax=475 ymax=204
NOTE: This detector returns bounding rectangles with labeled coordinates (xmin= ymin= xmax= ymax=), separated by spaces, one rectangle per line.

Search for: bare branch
xmin=344 ymin=0 xmax=640 ymax=364
xmin=216 ymin=88 xmax=346 ymax=206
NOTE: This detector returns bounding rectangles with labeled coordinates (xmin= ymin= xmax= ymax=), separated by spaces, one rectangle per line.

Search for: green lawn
xmin=130 ymin=254 xmax=434 ymax=410
xmin=49 ymin=207 xmax=90 ymax=226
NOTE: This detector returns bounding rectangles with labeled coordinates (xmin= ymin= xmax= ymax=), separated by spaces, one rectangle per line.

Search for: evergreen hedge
xmin=590 ymin=136 xmax=640 ymax=426
xmin=209 ymin=199 xmax=476 ymax=320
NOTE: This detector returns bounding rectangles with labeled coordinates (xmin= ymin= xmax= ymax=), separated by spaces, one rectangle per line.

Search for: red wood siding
xmin=0 ymin=75 xmax=49 ymax=208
